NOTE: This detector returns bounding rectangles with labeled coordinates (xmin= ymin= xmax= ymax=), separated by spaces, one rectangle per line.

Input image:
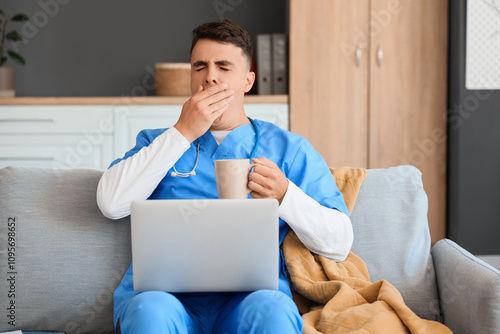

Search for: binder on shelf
xmin=272 ymin=33 xmax=288 ymax=95
xmin=256 ymin=34 xmax=272 ymax=95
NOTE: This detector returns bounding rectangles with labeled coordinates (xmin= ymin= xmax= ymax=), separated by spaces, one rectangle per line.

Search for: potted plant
xmin=0 ymin=9 xmax=28 ymax=97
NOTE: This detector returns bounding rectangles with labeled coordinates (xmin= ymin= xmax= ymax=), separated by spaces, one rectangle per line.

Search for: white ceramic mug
xmin=214 ymin=159 xmax=255 ymax=199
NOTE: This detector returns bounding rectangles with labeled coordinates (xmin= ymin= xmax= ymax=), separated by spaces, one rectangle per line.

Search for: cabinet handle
xmin=377 ymin=46 xmax=384 ymax=68
xmin=0 ymin=157 xmax=56 ymax=161
xmin=0 ymin=118 xmax=56 ymax=123
xmin=356 ymin=47 xmax=362 ymax=67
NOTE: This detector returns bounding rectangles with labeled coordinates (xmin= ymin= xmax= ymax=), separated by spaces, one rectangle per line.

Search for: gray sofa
xmin=0 ymin=165 xmax=499 ymax=334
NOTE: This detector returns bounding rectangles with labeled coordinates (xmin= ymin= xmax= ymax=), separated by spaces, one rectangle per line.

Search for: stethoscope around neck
xmin=171 ymin=117 xmax=261 ymax=177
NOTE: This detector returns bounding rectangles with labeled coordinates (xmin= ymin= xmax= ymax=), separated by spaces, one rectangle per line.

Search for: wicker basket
xmin=155 ymin=63 xmax=191 ymax=96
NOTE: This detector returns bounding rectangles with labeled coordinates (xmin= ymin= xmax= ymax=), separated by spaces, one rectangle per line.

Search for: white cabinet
xmin=0 ymin=103 xmax=289 ymax=170
xmin=0 ymin=106 xmax=113 ymax=170
xmin=245 ymin=104 xmax=288 ymax=130
xmin=0 ymin=135 xmax=113 ymax=169
xmin=113 ymin=105 xmax=183 ymax=160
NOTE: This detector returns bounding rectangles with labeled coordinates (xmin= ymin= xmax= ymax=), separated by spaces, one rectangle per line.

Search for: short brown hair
xmin=191 ymin=20 xmax=253 ymax=69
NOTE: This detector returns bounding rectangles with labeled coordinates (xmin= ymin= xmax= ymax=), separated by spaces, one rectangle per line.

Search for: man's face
xmin=190 ymin=39 xmax=255 ymax=130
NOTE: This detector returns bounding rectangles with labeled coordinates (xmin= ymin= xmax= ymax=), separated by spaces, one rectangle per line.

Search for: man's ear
xmin=244 ymin=71 xmax=256 ymax=93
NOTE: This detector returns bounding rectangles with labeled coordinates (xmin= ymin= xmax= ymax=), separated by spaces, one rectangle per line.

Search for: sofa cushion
xmin=0 ymin=167 xmax=131 ymax=334
xmin=349 ymin=165 xmax=441 ymax=322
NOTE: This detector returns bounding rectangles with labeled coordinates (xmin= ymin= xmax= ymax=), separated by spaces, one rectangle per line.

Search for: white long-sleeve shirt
xmin=97 ymin=127 xmax=353 ymax=261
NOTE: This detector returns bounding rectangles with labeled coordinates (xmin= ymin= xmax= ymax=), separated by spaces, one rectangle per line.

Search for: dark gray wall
xmin=2 ymin=0 xmax=286 ymax=96
xmin=448 ymin=0 xmax=500 ymax=254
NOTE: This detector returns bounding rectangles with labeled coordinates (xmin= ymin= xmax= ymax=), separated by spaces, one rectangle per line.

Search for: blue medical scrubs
xmin=111 ymin=119 xmax=348 ymax=333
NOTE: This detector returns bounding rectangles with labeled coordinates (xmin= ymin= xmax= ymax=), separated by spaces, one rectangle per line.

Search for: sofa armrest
xmin=431 ymin=238 xmax=500 ymax=334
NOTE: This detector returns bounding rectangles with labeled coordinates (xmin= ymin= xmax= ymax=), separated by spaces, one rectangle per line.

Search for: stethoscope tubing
xmin=171 ymin=117 xmax=260 ymax=177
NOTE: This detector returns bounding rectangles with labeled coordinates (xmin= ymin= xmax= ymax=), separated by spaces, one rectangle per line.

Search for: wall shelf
xmin=0 ymin=95 xmax=288 ymax=106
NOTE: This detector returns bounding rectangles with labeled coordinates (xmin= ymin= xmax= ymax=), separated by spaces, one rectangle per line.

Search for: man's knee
xmin=238 ymin=290 xmax=302 ymax=333
xmin=125 ymin=291 xmax=184 ymax=315
xmin=118 ymin=291 xmax=191 ymax=334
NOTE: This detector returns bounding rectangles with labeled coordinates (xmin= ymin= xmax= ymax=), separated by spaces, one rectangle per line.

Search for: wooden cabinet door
xmin=289 ymin=0 xmax=370 ymax=168
xmin=368 ymin=0 xmax=449 ymax=243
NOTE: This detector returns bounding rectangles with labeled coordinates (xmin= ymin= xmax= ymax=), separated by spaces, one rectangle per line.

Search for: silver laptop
xmin=130 ymin=199 xmax=279 ymax=293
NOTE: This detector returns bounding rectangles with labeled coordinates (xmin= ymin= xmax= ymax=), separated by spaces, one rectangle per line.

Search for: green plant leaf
xmin=11 ymin=14 xmax=29 ymax=22
xmin=7 ymin=50 xmax=25 ymax=65
xmin=0 ymin=56 xmax=7 ymax=67
xmin=0 ymin=10 xmax=5 ymax=16
xmin=6 ymin=31 xmax=23 ymax=42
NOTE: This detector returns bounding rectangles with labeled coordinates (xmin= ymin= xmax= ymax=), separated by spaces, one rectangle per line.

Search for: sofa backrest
xmin=350 ymin=165 xmax=441 ymax=322
xmin=0 ymin=167 xmax=130 ymax=334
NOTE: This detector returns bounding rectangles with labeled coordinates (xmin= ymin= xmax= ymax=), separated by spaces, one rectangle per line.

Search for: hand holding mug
xmin=248 ymin=157 xmax=288 ymax=205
